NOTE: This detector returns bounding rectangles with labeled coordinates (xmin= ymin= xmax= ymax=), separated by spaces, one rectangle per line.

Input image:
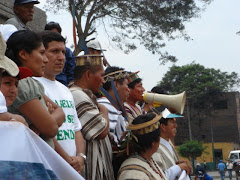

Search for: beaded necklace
xmin=140 ymin=155 xmax=164 ymax=178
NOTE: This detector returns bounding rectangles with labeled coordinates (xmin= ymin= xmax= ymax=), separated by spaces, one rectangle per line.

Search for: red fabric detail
xmin=18 ymin=67 xmax=33 ymax=80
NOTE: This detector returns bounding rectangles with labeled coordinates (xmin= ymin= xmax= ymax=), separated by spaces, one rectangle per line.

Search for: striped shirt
xmin=70 ymin=86 xmax=114 ymax=180
xmin=124 ymin=102 xmax=145 ymax=124
xmin=153 ymin=138 xmax=179 ymax=171
xmin=98 ymin=97 xmax=127 ymax=143
xmin=118 ymin=154 xmax=167 ymax=180
xmin=152 ymin=138 xmax=184 ymax=180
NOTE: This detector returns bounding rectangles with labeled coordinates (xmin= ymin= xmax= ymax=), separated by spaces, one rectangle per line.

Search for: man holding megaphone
xmin=124 ymin=71 xmax=146 ymax=124
xmin=146 ymin=87 xmax=192 ymax=180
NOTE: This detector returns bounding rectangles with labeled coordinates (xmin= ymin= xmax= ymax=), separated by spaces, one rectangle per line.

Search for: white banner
xmin=0 ymin=121 xmax=85 ymax=180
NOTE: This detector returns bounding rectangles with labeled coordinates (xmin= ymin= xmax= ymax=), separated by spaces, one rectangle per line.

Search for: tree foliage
xmin=157 ymin=62 xmax=240 ymax=142
xmin=178 ymin=140 xmax=208 ymax=161
xmin=157 ymin=62 xmax=240 ymax=109
xmin=45 ymin=0 xmax=212 ymax=63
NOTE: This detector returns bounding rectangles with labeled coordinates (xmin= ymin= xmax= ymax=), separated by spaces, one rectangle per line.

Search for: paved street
xmin=191 ymin=171 xmax=236 ymax=180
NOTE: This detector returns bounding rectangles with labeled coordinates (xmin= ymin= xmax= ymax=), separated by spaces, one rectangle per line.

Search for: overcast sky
xmin=36 ymin=0 xmax=240 ymax=91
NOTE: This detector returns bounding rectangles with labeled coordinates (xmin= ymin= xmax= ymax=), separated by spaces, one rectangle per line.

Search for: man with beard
xmin=6 ymin=0 xmax=40 ymax=30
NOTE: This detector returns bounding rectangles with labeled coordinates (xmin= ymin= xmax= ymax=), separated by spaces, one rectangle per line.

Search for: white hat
xmin=162 ymin=108 xmax=183 ymax=119
xmin=86 ymin=39 xmax=106 ymax=51
xmin=0 ymin=32 xmax=19 ymax=77
xmin=196 ymin=163 xmax=201 ymax=166
xmin=0 ymin=24 xmax=18 ymax=42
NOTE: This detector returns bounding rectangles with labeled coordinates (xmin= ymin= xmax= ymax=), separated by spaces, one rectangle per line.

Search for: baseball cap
xmin=14 ymin=0 xmax=40 ymax=5
xmin=162 ymin=108 xmax=183 ymax=119
xmin=87 ymin=39 xmax=106 ymax=51
xmin=0 ymin=24 xmax=17 ymax=42
xmin=0 ymin=33 xmax=19 ymax=77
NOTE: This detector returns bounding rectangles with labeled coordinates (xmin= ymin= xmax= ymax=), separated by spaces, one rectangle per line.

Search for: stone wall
xmin=0 ymin=0 xmax=46 ymax=31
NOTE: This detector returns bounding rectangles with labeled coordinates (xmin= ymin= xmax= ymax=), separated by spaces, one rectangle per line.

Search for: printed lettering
xmin=57 ymin=130 xmax=75 ymax=140
xmin=67 ymin=115 xmax=74 ymax=123
xmin=70 ymin=130 xmax=75 ymax=139
xmin=64 ymin=130 xmax=70 ymax=140
xmin=59 ymin=100 xmax=75 ymax=108
xmin=60 ymin=100 xmax=66 ymax=108
xmin=69 ymin=101 xmax=74 ymax=109
xmin=56 ymin=130 xmax=64 ymax=140
xmin=54 ymin=100 xmax=59 ymax=105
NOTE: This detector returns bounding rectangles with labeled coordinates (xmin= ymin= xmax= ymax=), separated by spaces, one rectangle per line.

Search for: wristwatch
xmin=77 ymin=153 xmax=88 ymax=164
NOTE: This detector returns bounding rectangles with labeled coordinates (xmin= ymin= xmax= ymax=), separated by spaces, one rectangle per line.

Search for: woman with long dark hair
xmin=6 ymin=30 xmax=64 ymax=148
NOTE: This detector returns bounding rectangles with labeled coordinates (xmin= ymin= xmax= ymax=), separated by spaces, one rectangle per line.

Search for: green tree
xmin=45 ymin=0 xmax=212 ymax=63
xmin=178 ymin=140 xmax=208 ymax=167
xmin=157 ymin=62 xmax=240 ymax=140
xmin=158 ymin=62 xmax=239 ymax=107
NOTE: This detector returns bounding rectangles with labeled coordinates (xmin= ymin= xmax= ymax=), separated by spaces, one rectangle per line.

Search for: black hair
xmin=132 ymin=113 xmax=161 ymax=153
xmin=159 ymin=117 xmax=168 ymax=126
xmin=128 ymin=78 xmax=142 ymax=89
xmin=44 ymin=21 xmax=62 ymax=34
xmin=152 ymin=106 xmax=169 ymax=125
xmin=74 ymin=63 xmax=102 ymax=80
xmin=40 ymin=31 xmax=66 ymax=49
xmin=151 ymin=86 xmax=169 ymax=95
xmin=6 ymin=30 xmax=42 ymax=66
xmin=103 ymin=66 xmax=126 ymax=91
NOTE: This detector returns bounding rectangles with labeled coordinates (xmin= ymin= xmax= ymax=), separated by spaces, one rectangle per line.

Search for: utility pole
xmin=210 ymin=117 xmax=215 ymax=170
xmin=187 ymin=99 xmax=192 ymax=140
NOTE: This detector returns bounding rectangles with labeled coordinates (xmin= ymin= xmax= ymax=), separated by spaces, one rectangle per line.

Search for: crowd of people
xmin=0 ymin=0 xmax=195 ymax=179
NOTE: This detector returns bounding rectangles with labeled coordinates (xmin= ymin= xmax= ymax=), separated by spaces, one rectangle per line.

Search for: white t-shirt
xmin=227 ymin=162 xmax=233 ymax=169
xmin=34 ymin=77 xmax=81 ymax=156
xmin=0 ymin=91 xmax=7 ymax=113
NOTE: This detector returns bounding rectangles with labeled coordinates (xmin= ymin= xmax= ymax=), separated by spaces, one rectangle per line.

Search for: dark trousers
xmin=219 ymin=170 xmax=225 ymax=180
xmin=227 ymin=169 xmax=232 ymax=179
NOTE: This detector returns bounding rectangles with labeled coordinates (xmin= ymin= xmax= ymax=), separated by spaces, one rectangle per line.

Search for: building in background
xmin=176 ymin=92 xmax=240 ymax=170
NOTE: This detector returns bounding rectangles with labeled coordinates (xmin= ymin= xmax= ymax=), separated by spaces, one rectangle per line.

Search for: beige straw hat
xmin=0 ymin=32 xmax=19 ymax=77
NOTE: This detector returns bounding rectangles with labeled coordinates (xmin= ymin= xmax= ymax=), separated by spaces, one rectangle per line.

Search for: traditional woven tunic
xmin=124 ymin=102 xmax=145 ymax=124
xmin=152 ymin=138 xmax=191 ymax=180
xmin=70 ymin=86 xmax=114 ymax=180
xmin=152 ymin=138 xmax=179 ymax=171
xmin=118 ymin=154 xmax=167 ymax=180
